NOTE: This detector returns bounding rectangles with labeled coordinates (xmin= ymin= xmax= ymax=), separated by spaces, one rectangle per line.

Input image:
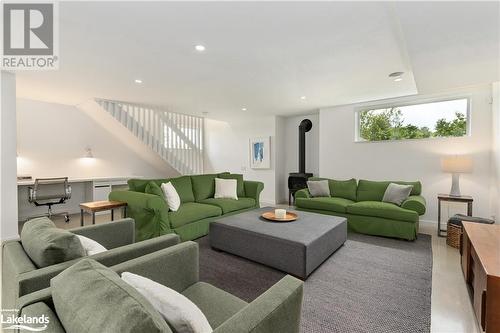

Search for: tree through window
xmin=357 ymin=98 xmax=468 ymax=142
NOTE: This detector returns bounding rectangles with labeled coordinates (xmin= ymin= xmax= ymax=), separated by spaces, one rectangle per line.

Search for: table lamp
xmin=441 ymin=156 xmax=473 ymax=197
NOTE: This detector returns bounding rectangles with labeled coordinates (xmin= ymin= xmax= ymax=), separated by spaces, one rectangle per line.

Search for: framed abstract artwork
xmin=249 ymin=137 xmax=271 ymax=169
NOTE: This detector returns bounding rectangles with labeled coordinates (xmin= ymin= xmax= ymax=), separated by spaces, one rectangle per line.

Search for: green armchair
xmin=2 ymin=218 xmax=179 ymax=309
xmin=17 ymin=242 xmax=304 ymax=333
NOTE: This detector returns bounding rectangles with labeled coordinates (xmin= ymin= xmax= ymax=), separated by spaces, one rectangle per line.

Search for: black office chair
xmin=28 ymin=177 xmax=72 ymax=223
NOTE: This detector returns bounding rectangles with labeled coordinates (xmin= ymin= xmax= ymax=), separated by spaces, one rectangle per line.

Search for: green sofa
xmin=295 ymin=178 xmax=426 ymax=240
xmin=17 ymin=242 xmax=304 ymax=333
xmin=109 ymin=173 xmax=264 ymax=242
xmin=2 ymin=218 xmax=180 ymax=310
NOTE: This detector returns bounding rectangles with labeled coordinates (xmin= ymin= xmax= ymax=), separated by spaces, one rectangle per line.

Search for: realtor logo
xmin=1 ymin=1 xmax=59 ymax=69
xmin=1 ymin=309 xmax=49 ymax=331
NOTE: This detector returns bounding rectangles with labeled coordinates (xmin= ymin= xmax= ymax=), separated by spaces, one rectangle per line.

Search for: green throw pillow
xmin=191 ymin=174 xmax=218 ymax=201
xmin=146 ymin=177 xmax=195 ymax=204
xmin=20 ymin=217 xmax=85 ymax=268
xmin=218 ymin=174 xmax=245 ymax=197
xmin=169 ymin=176 xmax=195 ymax=203
xmin=51 ymin=259 xmax=170 ymax=333
xmin=145 ymin=181 xmax=164 ymax=198
xmin=329 ymin=178 xmax=357 ymax=201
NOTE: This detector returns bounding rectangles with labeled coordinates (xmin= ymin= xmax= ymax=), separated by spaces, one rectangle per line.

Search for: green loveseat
xmin=2 ymin=218 xmax=180 ymax=309
xmin=295 ymin=178 xmax=426 ymax=240
xmin=17 ymin=242 xmax=304 ymax=333
xmin=109 ymin=173 xmax=264 ymax=242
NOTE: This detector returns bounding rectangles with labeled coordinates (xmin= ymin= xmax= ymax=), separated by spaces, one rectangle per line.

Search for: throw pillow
xmin=218 ymin=174 xmax=245 ymax=197
xmin=307 ymin=180 xmax=330 ymax=197
xmin=161 ymin=182 xmax=181 ymax=212
xmin=382 ymin=183 xmax=413 ymax=206
xmin=329 ymin=178 xmax=357 ymax=201
xmin=122 ymin=272 xmax=213 ymax=333
xmin=20 ymin=217 xmax=85 ymax=268
xmin=145 ymin=181 xmax=164 ymax=198
xmin=76 ymin=235 xmax=107 ymax=256
xmin=51 ymin=259 xmax=169 ymax=333
xmin=191 ymin=174 xmax=218 ymax=201
xmin=214 ymin=178 xmax=238 ymax=200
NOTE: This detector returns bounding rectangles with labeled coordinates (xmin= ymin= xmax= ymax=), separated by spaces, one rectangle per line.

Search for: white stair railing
xmin=95 ymin=98 xmax=204 ymax=175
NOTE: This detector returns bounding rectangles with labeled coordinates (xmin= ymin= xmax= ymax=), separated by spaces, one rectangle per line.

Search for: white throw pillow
xmin=121 ymin=272 xmax=213 ymax=333
xmin=307 ymin=180 xmax=331 ymax=197
xmin=214 ymin=178 xmax=238 ymax=200
xmin=382 ymin=183 xmax=413 ymax=206
xmin=76 ymin=235 xmax=107 ymax=256
xmin=161 ymin=182 xmax=181 ymax=212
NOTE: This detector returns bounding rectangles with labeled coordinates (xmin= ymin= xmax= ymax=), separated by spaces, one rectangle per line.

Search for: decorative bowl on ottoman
xmin=261 ymin=210 xmax=298 ymax=222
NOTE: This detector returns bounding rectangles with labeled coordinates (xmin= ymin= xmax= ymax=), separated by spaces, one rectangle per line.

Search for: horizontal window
xmin=356 ymin=98 xmax=469 ymax=142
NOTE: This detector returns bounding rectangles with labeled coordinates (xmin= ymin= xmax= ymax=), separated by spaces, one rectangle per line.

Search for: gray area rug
xmin=196 ymin=232 xmax=432 ymax=333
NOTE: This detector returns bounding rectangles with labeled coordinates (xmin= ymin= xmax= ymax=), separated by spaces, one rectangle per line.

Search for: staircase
xmin=95 ymin=98 xmax=204 ymax=175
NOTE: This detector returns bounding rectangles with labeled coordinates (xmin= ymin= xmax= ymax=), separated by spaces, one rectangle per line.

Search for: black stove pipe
xmin=298 ymin=119 xmax=313 ymax=174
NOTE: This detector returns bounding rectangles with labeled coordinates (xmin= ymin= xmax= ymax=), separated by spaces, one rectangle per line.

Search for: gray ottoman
xmin=209 ymin=207 xmax=347 ymax=279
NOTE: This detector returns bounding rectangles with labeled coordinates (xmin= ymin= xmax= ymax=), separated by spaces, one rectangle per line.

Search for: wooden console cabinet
xmin=461 ymin=222 xmax=500 ymax=333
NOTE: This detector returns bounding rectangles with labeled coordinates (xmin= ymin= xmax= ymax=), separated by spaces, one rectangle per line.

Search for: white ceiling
xmin=15 ymin=1 xmax=499 ymax=118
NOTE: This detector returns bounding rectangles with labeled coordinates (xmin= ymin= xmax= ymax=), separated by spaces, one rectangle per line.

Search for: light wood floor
xmin=18 ymin=213 xmax=480 ymax=333
xmin=419 ymin=222 xmax=480 ymax=333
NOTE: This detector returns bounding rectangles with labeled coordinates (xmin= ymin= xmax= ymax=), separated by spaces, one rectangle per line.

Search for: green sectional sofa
xmin=295 ymin=178 xmax=426 ymax=240
xmin=109 ymin=173 xmax=264 ymax=242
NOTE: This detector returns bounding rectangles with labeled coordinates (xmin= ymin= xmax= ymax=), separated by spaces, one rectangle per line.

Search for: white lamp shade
xmin=441 ymin=156 xmax=473 ymax=173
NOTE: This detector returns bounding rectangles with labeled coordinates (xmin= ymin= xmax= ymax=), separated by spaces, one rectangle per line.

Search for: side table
xmin=437 ymin=194 xmax=473 ymax=237
xmin=80 ymin=200 xmax=127 ymax=226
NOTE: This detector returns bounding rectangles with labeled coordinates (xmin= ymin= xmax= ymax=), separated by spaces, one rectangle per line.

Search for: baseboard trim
xmin=260 ymin=200 xmax=276 ymax=207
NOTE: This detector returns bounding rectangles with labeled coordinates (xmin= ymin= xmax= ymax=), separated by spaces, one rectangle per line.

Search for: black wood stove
xmin=288 ymin=119 xmax=313 ymax=205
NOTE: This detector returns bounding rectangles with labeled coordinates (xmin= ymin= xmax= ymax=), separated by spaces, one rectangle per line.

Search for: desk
xmin=17 ymin=176 xmax=137 ymax=221
xmin=461 ymin=222 xmax=500 ymax=332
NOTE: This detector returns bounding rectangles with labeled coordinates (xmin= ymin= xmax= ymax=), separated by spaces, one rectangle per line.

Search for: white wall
xmin=492 ymin=82 xmax=500 ymax=222
xmin=17 ymin=99 xmax=175 ymax=179
xmin=274 ymin=116 xmax=287 ymax=204
xmin=1 ymin=72 xmax=19 ymax=240
xmin=16 ymin=98 xmax=180 ymax=220
xmin=204 ymin=115 xmax=277 ymax=204
xmin=319 ymin=85 xmax=494 ymax=223
xmin=204 ymin=113 xmax=320 ymax=205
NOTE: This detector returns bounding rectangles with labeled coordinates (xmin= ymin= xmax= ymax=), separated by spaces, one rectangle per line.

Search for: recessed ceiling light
xmin=134 ymin=79 xmax=143 ymax=84
xmin=300 ymin=96 xmax=307 ymax=100
xmin=388 ymin=72 xmax=404 ymax=82
xmin=241 ymin=107 xmax=247 ymax=111
xmin=195 ymin=45 xmax=206 ymax=52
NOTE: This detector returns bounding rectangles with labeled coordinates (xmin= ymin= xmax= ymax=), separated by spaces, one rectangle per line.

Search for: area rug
xmin=196 ymin=232 xmax=432 ymax=333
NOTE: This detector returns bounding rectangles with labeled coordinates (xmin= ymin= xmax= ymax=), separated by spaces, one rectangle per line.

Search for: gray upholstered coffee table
xmin=209 ymin=207 xmax=347 ymax=279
